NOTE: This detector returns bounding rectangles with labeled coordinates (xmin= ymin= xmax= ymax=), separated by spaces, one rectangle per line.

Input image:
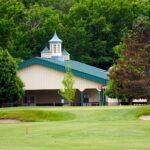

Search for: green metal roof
xmin=41 ymin=47 xmax=49 ymax=53
xmin=18 ymin=57 xmax=108 ymax=85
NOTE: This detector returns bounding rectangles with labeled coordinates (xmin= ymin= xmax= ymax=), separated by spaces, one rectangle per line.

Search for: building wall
xmin=25 ymin=90 xmax=60 ymax=104
xmin=106 ymin=98 xmax=119 ymax=106
xmin=63 ymin=55 xmax=70 ymax=61
xmin=41 ymin=53 xmax=52 ymax=58
xmin=74 ymin=90 xmax=80 ymax=103
xmin=84 ymin=89 xmax=99 ymax=102
xmin=18 ymin=64 xmax=101 ymax=91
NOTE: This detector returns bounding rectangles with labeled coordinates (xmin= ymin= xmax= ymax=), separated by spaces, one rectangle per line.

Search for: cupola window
xmin=54 ymin=44 xmax=56 ymax=53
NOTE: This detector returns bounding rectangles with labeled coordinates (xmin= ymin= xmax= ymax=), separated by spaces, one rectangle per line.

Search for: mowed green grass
xmin=0 ymin=109 xmax=75 ymax=122
xmin=0 ymin=106 xmax=149 ymax=150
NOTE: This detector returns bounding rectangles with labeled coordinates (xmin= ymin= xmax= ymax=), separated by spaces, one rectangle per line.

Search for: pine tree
xmin=59 ymin=65 xmax=76 ymax=104
xmin=0 ymin=49 xmax=24 ymax=106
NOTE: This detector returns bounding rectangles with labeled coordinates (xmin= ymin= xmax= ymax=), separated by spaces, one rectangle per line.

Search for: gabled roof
xmin=49 ymin=31 xmax=62 ymax=43
xmin=18 ymin=57 xmax=108 ymax=85
xmin=62 ymin=49 xmax=70 ymax=55
xmin=41 ymin=47 xmax=49 ymax=53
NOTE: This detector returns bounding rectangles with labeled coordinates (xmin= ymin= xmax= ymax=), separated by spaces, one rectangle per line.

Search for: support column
xmin=80 ymin=91 xmax=84 ymax=106
xmin=103 ymin=89 xmax=106 ymax=106
xmin=99 ymin=89 xmax=104 ymax=106
xmin=60 ymin=96 xmax=65 ymax=106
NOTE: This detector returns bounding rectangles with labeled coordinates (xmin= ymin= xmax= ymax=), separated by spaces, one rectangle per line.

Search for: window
xmin=23 ymin=96 xmax=28 ymax=104
xmin=50 ymin=45 xmax=52 ymax=52
xmin=54 ymin=44 xmax=56 ymax=53
xmin=58 ymin=45 xmax=60 ymax=53
xmin=23 ymin=96 xmax=35 ymax=105
xmin=30 ymin=96 xmax=35 ymax=104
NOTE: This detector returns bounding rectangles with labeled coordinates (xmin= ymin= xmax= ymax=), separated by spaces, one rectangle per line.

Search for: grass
xmin=0 ymin=109 xmax=74 ymax=122
xmin=0 ymin=105 xmax=149 ymax=150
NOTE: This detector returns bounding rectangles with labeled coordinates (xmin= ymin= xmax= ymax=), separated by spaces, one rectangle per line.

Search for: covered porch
xmin=22 ymin=88 xmax=106 ymax=106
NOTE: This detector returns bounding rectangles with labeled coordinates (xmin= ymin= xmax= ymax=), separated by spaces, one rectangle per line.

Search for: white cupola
xmin=49 ymin=31 xmax=62 ymax=57
xmin=41 ymin=31 xmax=69 ymax=61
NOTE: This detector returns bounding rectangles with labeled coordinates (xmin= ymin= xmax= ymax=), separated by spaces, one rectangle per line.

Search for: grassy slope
xmin=0 ymin=106 xmax=149 ymax=150
xmin=0 ymin=109 xmax=75 ymax=122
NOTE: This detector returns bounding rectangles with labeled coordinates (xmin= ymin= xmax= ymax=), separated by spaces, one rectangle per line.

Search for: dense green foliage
xmin=0 ymin=106 xmax=149 ymax=150
xmin=0 ymin=0 xmax=149 ymax=69
xmin=59 ymin=65 xmax=76 ymax=103
xmin=106 ymin=18 xmax=150 ymax=103
xmin=0 ymin=49 xmax=24 ymax=104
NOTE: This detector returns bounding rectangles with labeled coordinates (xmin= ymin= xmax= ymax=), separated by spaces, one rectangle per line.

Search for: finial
xmin=49 ymin=31 xmax=62 ymax=43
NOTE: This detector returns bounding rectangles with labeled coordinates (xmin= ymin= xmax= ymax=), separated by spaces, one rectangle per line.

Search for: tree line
xmin=0 ymin=0 xmax=149 ymax=69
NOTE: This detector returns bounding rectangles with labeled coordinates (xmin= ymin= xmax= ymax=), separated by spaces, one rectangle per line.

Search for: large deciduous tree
xmin=0 ymin=49 xmax=24 ymax=106
xmin=106 ymin=18 xmax=150 ymax=104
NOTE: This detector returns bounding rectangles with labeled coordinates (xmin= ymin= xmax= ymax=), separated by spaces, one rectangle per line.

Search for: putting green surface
xmin=0 ymin=106 xmax=149 ymax=150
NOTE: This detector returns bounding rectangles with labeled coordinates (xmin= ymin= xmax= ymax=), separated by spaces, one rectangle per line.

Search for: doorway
xmin=23 ymin=95 xmax=36 ymax=106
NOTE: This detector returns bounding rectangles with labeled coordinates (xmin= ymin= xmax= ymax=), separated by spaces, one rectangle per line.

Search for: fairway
xmin=0 ymin=106 xmax=150 ymax=150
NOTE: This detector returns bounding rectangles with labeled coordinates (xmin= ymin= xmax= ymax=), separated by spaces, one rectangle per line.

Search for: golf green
xmin=0 ymin=106 xmax=149 ymax=150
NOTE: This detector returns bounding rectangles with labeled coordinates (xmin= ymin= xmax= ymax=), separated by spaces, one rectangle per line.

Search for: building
xmin=18 ymin=32 xmax=109 ymax=106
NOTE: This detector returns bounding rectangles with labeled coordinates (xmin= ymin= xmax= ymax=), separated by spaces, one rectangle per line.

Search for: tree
xmin=0 ymin=49 xmax=24 ymax=106
xmin=59 ymin=65 xmax=76 ymax=104
xmin=62 ymin=0 xmax=149 ymax=69
xmin=0 ymin=0 xmax=149 ymax=70
xmin=106 ymin=18 xmax=150 ymax=104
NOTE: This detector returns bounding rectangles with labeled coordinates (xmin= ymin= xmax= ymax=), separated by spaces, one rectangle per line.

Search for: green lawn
xmin=0 ymin=106 xmax=149 ymax=150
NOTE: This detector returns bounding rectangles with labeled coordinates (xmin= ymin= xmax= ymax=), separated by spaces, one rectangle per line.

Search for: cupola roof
xmin=41 ymin=47 xmax=49 ymax=53
xmin=49 ymin=31 xmax=62 ymax=43
xmin=62 ymin=49 xmax=70 ymax=55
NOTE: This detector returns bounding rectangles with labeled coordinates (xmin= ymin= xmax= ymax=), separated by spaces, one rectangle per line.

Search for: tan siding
xmin=18 ymin=64 xmax=101 ymax=91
